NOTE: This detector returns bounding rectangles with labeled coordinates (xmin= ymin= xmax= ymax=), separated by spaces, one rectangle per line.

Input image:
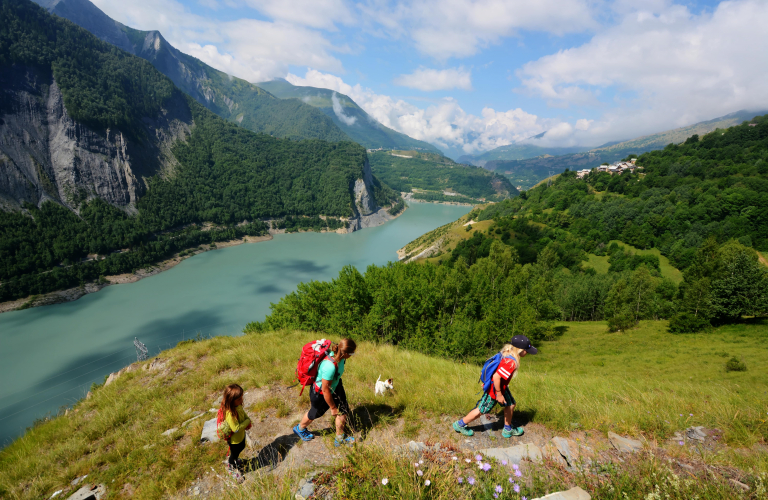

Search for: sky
xmin=91 ymin=0 xmax=768 ymax=157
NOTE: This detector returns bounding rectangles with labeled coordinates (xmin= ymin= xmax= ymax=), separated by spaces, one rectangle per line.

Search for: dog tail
xmin=377 ymin=374 xmax=381 ymax=383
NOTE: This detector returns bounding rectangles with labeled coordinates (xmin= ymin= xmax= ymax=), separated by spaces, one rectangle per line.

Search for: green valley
xmin=0 ymin=0 xmax=400 ymax=302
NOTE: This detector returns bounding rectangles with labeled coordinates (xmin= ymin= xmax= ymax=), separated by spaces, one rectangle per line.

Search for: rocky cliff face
xmin=346 ymin=158 xmax=394 ymax=231
xmin=0 ymin=65 xmax=191 ymax=211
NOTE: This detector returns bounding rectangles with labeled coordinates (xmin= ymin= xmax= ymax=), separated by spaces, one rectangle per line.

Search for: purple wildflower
xmin=509 ymin=477 xmax=515 ymax=484
xmin=523 ymin=497 xmax=528 ymax=500
xmin=458 ymin=477 xmax=464 ymax=484
xmin=501 ymin=459 xmax=508 ymax=466
xmin=494 ymin=494 xmax=499 ymax=499
xmin=476 ymin=454 xmax=483 ymax=461
xmin=512 ymin=464 xmax=519 ymax=471
xmin=468 ymin=477 xmax=476 ymax=486
xmin=514 ymin=484 xmax=521 ymax=493
xmin=495 ymin=485 xmax=503 ymax=493
xmin=679 ymin=440 xmax=684 ymax=446
xmin=417 ymin=470 xmax=423 ymax=476
xmin=514 ymin=470 xmax=523 ymax=477
xmin=482 ymin=463 xmax=492 ymax=472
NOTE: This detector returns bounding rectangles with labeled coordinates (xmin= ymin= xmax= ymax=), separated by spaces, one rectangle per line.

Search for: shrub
xmin=608 ymin=311 xmax=635 ymax=332
xmin=668 ymin=312 xmax=710 ymax=333
xmin=725 ymin=356 xmax=747 ymax=372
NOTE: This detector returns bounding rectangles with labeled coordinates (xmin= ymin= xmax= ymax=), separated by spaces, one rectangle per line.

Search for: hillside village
xmin=575 ymin=158 xmax=639 ymax=178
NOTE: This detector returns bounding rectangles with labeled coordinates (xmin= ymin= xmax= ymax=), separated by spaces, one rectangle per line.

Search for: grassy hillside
xmin=257 ymin=79 xmax=440 ymax=152
xmin=369 ymin=150 xmax=516 ymax=202
xmin=2 ymin=324 xmax=766 ymax=499
xmin=33 ymin=0 xmax=349 ymax=143
xmin=483 ymin=109 xmax=768 ymax=189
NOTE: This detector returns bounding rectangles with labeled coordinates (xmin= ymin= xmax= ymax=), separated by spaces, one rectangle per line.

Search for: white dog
xmin=374 ymin=375 xmax=394 ymax=396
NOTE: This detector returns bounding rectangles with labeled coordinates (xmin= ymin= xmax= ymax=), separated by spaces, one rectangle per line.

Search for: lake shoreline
xmin=0 ymin=205 xmax=410 ymax=315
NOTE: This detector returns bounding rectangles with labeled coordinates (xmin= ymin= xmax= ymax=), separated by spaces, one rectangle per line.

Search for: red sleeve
xmin=496 ymin=357 xmax=517 ymax=380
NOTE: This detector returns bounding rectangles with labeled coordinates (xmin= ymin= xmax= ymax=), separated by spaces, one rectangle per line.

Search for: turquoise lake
xmin=0 ymin=202 xmax=469 ymax=446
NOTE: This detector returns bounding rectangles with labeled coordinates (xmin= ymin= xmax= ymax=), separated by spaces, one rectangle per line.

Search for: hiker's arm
xmin=493 ymin=373 xmax=505 ymax=403
xmin=226 ymin=410 xmax=250 ymax=433
xmin=322 ymin=378 xmax=339 ymax=415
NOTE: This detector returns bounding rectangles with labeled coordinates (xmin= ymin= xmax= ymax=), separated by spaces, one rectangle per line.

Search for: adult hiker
xmin=293 ymin=338 xmax=357 ymax=447
xmin=452 ymin=335 xmax=538 ymax=438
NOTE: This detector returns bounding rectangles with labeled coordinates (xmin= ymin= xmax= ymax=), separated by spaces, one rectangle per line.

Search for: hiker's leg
xmin=335 ymin=414 xmax=347 ymax=435
xmin=503 ymin=404 xmax=515 ymax=427
xmin=299 ymin=411 xmax=314 ymax=429
xmin=461 ymin=408 xmax=482 ymax=425
xmin=228 ymin=440 xmax=245 ymax=466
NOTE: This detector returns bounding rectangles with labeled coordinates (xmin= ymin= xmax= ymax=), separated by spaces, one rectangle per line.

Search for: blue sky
xmin=92 ymin=0 xmax=767 ymax=157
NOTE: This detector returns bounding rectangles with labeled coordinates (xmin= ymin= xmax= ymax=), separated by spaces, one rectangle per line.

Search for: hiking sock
xmin=458 ymin=419 xmax=467 ymax=427
xmin=504 ymin=425 xmax=512 ymax=432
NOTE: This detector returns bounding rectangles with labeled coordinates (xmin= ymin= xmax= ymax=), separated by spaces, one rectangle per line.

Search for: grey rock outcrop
xmin=200 ymin=418 xmax=219 ymax=443
xmin=67 ymin=483 xmax=105 ymax=500
xmin=0 ymin=65 xmax=191 ymax=211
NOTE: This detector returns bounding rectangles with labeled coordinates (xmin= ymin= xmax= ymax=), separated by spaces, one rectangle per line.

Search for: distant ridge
xmin=480 ymin=109 xmax=768 ymax=189
xmin=257 ymin=79 xmax=441 ymax=153
xmin=33 ymin=0 xmax=350 ymax=143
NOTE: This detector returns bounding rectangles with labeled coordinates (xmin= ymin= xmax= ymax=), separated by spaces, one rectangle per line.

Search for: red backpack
xmin=296 ymin=339 xmax=334 ymax=395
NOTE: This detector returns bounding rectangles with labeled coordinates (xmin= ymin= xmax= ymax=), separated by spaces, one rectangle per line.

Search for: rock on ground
xmin=200 ymin=418 xmax=219 ymax=443
xmin=532 ymin=486 xmax=591 ymax=500
xmin=607 ymin=432 xmax=643 ymax=453
xmin=480 ymin=443 xmax=543 ymax=464
xmin=67 ymin=484 xmax=105 ymax=500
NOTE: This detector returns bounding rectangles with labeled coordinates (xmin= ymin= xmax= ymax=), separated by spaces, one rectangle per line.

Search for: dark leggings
xmin=228 ymin=439 xmax=245 ymax=466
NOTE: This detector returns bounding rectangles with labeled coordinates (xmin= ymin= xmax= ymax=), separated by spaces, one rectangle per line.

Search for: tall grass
xmin=1 ymin=320 xmax=766 ymax=499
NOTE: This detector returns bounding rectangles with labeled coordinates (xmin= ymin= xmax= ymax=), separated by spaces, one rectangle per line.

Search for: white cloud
xmin=238 ymin=0 xmax=355 ymax=30
xmin=517 ymin=0 xmax=768 ymax=145
xmin=394 ymin=67 xmax=472 ymax=91
xmin=287 ymin=69 xmax=562 ymax=154
xmin=360 ymin=0 xmax=596 ymax=59
xmin=331 ymin=92 xmax=357 ymax=125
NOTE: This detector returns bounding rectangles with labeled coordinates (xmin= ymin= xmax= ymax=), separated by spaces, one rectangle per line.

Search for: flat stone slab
xmin=551 ymin=437 xmax=577 ymax=466
xmin=686 ymin=426 xmax=707 ymax=442
xmin=608 ymin=432 xmax=643 ymax=453
xmin=161 ymin=428 xmax=178 ymax=437
xmin=67 ymin=484 xmax=105 ymax=500
xmin=532 ymin=486 xmax=591 ymax=500
xmin=182 ymin=412 xmax=204 ymax=427
xmin=200 ymin=418 xmax=219 ymax=443
xmin=480 ymin=443 xmax=543 ymax=464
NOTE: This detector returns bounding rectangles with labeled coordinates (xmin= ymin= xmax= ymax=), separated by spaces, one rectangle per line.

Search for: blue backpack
xmin=479 ymin=353 xmax=502 ymax=393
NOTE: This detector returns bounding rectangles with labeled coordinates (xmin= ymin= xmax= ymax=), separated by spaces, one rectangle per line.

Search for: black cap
xmin=509 ymin=335 xmax=538 ymax=354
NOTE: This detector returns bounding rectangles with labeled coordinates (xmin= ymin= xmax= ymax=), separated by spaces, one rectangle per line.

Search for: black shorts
xmin=307 ymin=380 xmax=349 ymax=420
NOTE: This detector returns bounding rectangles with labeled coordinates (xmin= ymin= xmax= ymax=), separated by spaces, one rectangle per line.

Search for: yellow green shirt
xmin=225 ymin=405 xmax=251 ymax=444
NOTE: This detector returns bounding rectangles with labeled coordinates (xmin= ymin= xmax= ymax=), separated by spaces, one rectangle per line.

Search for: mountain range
xmin=257 ymin=79 xmax=439 ymax=152
xmin=32 ymin=0 xmax=439 ymax=153
xmin=467 ymin=109 xmax=768 ymax=189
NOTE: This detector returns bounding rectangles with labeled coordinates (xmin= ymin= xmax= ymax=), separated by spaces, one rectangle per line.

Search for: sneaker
xmin=334 ymin=435 xmax=355 ymax=447
xmin=293 ymin=424 xmax=314 ymax=441
xmin=452 ymin=420 xmax=474 ymax=436
xmin=226 ymin=463 xmax=244 ymax=483
xmin=502 ymin=426 xmax=524 ymax=438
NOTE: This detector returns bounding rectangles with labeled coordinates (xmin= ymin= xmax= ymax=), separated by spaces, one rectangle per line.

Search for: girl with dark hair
xmin=219 ymin=384 xmax=251 ymax=479
xmin=293 ymin=338 xmax=357 ymax=447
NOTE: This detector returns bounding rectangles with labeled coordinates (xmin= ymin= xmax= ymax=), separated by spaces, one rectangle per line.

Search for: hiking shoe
xmin=293 ymin=424 xmax=314 ymax=441
xmin=502 ymin=426 xmax=524 ymax=438
xmin=452 ymin=420 xmax=474 ymax=436
xmin=226 ymin=463 xmax=244 ymax=483
xmin=334 ymin=435 xmax=355 ymax=447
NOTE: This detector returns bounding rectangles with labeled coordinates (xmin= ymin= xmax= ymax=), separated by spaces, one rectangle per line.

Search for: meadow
xmin=1 ymin=320 xmax=766 ymax=499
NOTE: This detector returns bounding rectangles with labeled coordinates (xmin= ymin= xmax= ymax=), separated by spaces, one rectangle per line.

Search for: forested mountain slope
xmin=470 ymin=109 xmax=768 ymax=189
xmin=251 ymin=116 xmax=768 ymax=350
xmin=257 ymin=79 xmax=441 ymax=152
xmin=0 ymin=0 xmax=399 ymax=302
xmin=32 ymin=0 xmax=350 ymax=142
xmin=369 ymin=150 xmax=516 ymax=203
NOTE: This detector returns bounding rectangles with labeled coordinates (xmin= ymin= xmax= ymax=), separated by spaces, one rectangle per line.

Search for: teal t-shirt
xmin=314 ymin=353 xmax=345 ymax=391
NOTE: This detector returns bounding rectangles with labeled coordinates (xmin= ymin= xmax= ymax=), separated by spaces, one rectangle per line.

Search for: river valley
xmin=0 ymin=202 xmax=470 ymax=446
